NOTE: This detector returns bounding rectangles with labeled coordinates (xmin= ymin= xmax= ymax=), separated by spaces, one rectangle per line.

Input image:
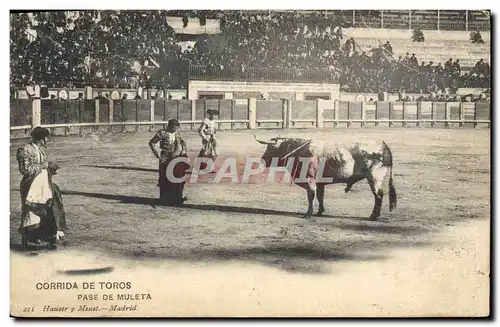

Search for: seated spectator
xmin=9 ymin=10 xmax=490 ymax=96
xmin=470 ymin=30 xmax=485 ymax=44
xmin=94 ymin=91 xmax=105 ymax=100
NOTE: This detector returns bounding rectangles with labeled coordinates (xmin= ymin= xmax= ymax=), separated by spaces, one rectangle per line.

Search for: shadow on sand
xmin=122 ymin=238 xmax=431 ymax=275
xmin=59 ymin=189 xmax=373 ymax=220
xmin=10 ymin=188 xmax=434 ymax=275
xmin=82 ymin=165 xmax=158 ymax=173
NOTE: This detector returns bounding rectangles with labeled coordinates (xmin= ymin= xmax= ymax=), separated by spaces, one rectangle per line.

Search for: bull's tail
xmin=382 ymin=141 xmax=397 ymax=211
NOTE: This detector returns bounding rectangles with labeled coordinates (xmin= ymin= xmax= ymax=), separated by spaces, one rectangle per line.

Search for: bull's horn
xmin=253 ymin=134 xmax=276 ymax=145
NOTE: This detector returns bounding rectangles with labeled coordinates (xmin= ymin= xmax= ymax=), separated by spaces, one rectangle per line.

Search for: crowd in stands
xmin=10 ymin=10 xmax=490 ymax=96
xmin=338 ymin=44 xmax=490 ymax=94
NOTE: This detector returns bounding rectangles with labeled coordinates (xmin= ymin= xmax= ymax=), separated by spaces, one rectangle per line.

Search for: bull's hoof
xmin=369 ymin=214 xmax=379 ymax=221
xmin=315 ymin=209 xmax=324 ymax=217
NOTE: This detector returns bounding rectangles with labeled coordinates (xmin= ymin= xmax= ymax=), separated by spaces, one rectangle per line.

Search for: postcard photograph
xmin=8 ymin=7 xmax=491 ymax=318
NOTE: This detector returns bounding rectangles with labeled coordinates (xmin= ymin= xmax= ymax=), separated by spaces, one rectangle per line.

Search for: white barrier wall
xmin=188 ymin=81 xmax=341 ymax=102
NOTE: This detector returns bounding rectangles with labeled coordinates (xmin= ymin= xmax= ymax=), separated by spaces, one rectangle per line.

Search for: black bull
xmin=254 ymin=135 xmax=397 ymax=220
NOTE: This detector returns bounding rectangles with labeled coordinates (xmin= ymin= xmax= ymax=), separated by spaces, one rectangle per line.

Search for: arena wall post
xmin=191 ymin=100 xmax=196 ymax=130
xmin=334 ymin=100 xmax=339 ymax=127
xmin=416 ymin=102 xmax=421 ymax=127
xmin=85 ymin=86 xmax=92 ymax=99
xmin=94 ymin=99 xmax=100 ymax=132
xmin=248 ymin=98 xmax=257 ymax=129
xmin=360 ymin=101 xmax=366 ymax=128
xmin=445 ymin=102 xmax=450 ymax=128
xmin=431 ymin=102 xmax=436 ymax=128
xmin=473 ymin=103 xmax=478 ymax=128
xmin=388 ymin=102 xmax=393 ymax=128
xmin=459 ymin=102 xmax=464 ymax=127
xmin=284 ymin=99 xmax=292 ymax=129
xmin=316 ymin=99 xmax=324 ymax=128
xmin=32 ymin=85 xmax=41 ymax=128
xmin=402 ymin=102 xmax=406 ymax=127
xmin=288 ymin=99 xmax=293 ymax=129
xmin=281 ymin=99 xmax=287 ymax=129
xmin=149 ymin=99 xmax=155 ymax=132
xmin=108 ymin=99 xmax=114 ymax=132
xmin=230 ymin=99 xmax=235 ymax=130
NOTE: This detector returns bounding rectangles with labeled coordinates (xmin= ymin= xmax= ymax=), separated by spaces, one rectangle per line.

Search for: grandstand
xmin=10 ymin=10 xmax=490 ymax=99
xmin=348 ymin=28 xmax=489 ymax=70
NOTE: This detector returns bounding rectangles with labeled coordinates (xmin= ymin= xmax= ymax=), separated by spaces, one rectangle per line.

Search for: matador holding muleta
xmin=149 ymin=109 xmax=219 ymax=205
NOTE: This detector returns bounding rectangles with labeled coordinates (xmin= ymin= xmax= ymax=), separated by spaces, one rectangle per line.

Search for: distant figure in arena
xmin=17 ymin=127 xmax=67 ymax=250
xmin=197 ymin=109 xmax=219 ymax=172
xmin=149 ymin=119 xmax=189 ymax=205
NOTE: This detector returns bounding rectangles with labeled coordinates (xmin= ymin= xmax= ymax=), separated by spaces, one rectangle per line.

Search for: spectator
xmin=445 ymin=58 xmax=453 ymax=71
xmin=383 ymin=41 xmax=392 ymax=55
xmin=94 ymin=91 xmax=105 ymax=99
xmin=453 ymin=59 xmax=461 ymax=74
xmin=9 ymin=10 xmax=490 ymax=96
xmin=409 ymin=54 xmax=418 ymax=67
xmin=470 ymin=30 xmax=485 ymax=44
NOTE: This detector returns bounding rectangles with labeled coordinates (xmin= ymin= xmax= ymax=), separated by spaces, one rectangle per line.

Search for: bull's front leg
xmin=298 ymin=158 xmax=318 ymax=218
xmin=304 ymin=174 xmax=318 ymax=218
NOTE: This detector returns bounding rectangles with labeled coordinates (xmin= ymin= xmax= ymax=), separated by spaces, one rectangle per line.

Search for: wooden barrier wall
xmin=10 ymin=99 xmax=491 ymax=138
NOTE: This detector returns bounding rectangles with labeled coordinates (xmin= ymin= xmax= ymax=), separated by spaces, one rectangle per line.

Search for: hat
xmin=207 ymin=109 xmax=219 ymax=115
xmin=31 ymin=126 xmax=50 ymax=142
xmin=167 ymin=119 xmax=180 ymax=127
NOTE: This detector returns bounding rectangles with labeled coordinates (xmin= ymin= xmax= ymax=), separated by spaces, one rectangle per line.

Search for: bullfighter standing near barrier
xmin=17 ymin=127 xmax=67 ymax=251
xmin=149 ymin=119 xmax=189 ymax=205
xmin=197 ymin=109 xmax=219 ymax=172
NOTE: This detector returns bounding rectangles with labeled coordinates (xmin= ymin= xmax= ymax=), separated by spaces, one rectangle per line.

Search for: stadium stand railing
xmin=334 ymin=10 xmax=490 ymax=31
xmin=188 ymin=65 xmax=338 ymax=84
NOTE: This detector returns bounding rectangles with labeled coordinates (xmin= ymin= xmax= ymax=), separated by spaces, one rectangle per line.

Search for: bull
xmin=254 ymin=135 xmax=397 ymax=220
